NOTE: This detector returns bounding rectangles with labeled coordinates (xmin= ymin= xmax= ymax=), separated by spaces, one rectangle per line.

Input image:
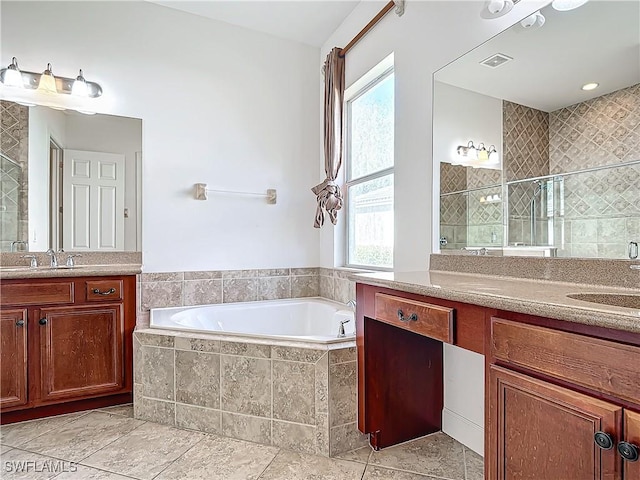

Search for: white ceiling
xmin=149 ymin=1 xmax=360 ymax=47
xmin=435 ymin=1 xmax=640 ymax=112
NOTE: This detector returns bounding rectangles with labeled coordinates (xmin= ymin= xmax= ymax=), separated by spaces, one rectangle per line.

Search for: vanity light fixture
xmin=581 ymin=82 xmax=599 ymax=91
xmin=2 ymin=57 xmax=23 ymax=88
xmin=455 ymin=141 xmax=500 ymax=168
xmin=0 ymin=57 xmax=103 ymax=98
xmin=552 ymin=0 xmax=588 ymax=11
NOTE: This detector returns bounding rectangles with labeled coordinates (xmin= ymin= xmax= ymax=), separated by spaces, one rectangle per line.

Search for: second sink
xmin=567 ymin=293 xmax=640 ymax=309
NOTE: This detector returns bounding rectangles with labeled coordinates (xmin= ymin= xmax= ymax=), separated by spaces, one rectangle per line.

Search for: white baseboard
xmin=442 ymin=408 xmax=484 ymax=456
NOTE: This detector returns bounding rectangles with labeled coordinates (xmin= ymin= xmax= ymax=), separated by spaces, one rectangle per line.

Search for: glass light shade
xmin=38 ymin=64 xmax=57 ymax=94
xmin=72 ymin=70 xmax=89 ymax=97
xmin=3 ymin=68 xmax=23 ymax=88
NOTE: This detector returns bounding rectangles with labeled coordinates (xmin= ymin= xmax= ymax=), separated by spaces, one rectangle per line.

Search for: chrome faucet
xmin=22 ymin=254 xmax=38 ymax=268
xmin=338 ymin=319 xmax=351 ymax=338
xmin=346 ymin=300 xmax=356 ymax=309
xmin=46 ymin=248 xmax=59 ymax=268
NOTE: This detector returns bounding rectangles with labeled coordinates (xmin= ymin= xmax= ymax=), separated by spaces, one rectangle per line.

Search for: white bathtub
xmin=150 ymin=297 xmax=355 ymax=344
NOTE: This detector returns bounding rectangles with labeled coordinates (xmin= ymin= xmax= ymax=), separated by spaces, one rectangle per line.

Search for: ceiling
xmin=149 ymin=1 xmax=360 ymax=47
xmin=435 ymin=1 xmax=640 ymax=112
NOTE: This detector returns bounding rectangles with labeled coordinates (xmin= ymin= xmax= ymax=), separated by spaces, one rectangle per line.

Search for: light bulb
xmin=3 ymin=57 xmax=23 ymax=88
xmin=521 ymin=11 xmax=545 ymax=29
xmin=37 ymin=63 xmax=57 ymax=94
xmin=72 ymin=69 xmax=89 ymax=97
xmin=582 ymin=82 xmax=599 ymax=91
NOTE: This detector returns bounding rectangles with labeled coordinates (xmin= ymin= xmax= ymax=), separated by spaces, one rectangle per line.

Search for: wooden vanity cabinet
xmin=489 ymin=318 xmax=640 ymax=480
xmin=0 ymin=276 xmax=135 ymax=423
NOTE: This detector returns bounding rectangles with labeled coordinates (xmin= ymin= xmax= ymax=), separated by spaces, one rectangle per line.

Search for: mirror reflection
xmin=434 ymin=0 xmax=640 ymax=259
xmin=0 ymin=101 xmax=142 ymax=252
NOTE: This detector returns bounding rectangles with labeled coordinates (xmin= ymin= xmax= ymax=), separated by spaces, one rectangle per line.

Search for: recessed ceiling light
xmin=552 ymin=0 xmax=589 ymax=11
xmin=581 ymin=82 xmax=599 ymax=91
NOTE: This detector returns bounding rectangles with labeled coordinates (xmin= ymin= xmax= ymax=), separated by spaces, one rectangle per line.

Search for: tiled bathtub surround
xmin=133 ymin=330 xmax=367 ymax=456
xmin=138 ymin=268 xmax=320 ymax=327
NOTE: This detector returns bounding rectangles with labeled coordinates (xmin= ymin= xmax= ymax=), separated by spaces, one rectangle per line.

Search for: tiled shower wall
xmin=137 ymin=267 xmax=357 ymax=326
xmin=0 ymin=101 xmax=29 ymax=252
xmin=549 ymin=84 xmax=640 ymax=257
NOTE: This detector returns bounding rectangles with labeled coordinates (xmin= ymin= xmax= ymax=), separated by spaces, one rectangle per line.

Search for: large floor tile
xmin=1 ymin=445 xmax=14 ymax=454
xmin=0 ymin=448 xmax=70 ymax=480
xmin=97 ymin=404 xmax=134 ymax=418
xmin=19 ymin=412 xmax=144 ymax=463
xmin=0 ymin=412 xmax=86 ymax=448
xmin=156 ymin=434 xmax=278 ymax=480
xmin=464 ymin=447 xmax=484 ymax=480
xmin=368 ymin=433 xmax=466 ymax=480
xmin=259 ymin=450 xmax=366 ymax=480
xmin=335 ymin=446 xmax=372 ymax=464
xmin=82 ymin=422 xmax=205 ymax=480
xmin=363 ymin=465 xmax=437 ymax=479
xmin=54 ymin=464 xmax=133 ymax=480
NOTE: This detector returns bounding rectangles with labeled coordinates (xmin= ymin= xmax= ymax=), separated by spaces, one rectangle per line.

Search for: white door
xmin=62 ymin=150 xmax=125 ymax=250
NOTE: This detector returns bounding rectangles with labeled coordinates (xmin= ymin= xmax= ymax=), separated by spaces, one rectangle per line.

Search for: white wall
xmin=28 ymin=106 xmax=67 ymax=251
xmin=64 ymin=114 xmax=142 ymax=251
xmin=320 ymin=0 xmax=547 ymax=454
xmin=433 ymin=81 xmax=502 ymax=167
xmin=2 ymin=1 xmax=321 ymax=271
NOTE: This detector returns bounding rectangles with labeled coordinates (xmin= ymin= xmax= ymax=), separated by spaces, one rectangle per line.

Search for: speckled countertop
xmin=0 ymin=264 xmax=142 ymax=279
xmin=352 ymin=270 xmax=640 ymax=334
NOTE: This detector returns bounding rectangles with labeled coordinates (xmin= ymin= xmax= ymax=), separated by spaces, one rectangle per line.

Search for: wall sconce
xmin=0 ymin=57 xmax=103 ymax=98
xmin=455 ymin=141 xmax=500 ymax=168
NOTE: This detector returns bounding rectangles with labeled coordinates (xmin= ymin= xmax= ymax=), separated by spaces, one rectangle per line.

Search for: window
xmin=345 ymin=68 xmax=394 ymax=269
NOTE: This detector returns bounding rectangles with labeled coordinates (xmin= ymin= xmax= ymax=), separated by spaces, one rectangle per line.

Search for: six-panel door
xmin=490 ymin=365 xmax=623 ymax=480
xmin=38 ymin=304 xmax=124 ymax=403
xmin=0 ymin=309 xmax=28 ymax=408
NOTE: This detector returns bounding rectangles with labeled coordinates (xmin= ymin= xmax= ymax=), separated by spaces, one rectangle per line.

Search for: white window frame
xmin=344 ymin=66 xmax=395 ymax=270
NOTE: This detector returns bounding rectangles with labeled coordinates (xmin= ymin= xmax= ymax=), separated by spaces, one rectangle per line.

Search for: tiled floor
xmin=0 ymin=405 xmax=483 ymax=479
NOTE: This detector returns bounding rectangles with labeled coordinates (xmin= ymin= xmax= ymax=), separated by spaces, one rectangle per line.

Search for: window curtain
xmin=312 ymin=47 xmax=346 ymax=228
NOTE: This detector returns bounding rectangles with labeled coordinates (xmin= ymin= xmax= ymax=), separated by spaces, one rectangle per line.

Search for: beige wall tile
xmin=329 ymin=362 xmax=357 ymax=427
xmin=220 ymin=341 xmax=270 ymax=358
xmin=141 ymin=281 xmax=182 ymax=310
xmin=315 ymin=412 xmax=330 ymax=457
xmin=141 ymin=272 xmax=184 ymax=282
xmin=320 ymin=275 xmax=335 ymax=300
xmin=291 ymin=276 xmax=320 ymax=297
xmin=272 ymin=346 xmax=325 ymax=363
xmin=221 ymin=412 xmax=271 ymax=445
xmin=183 ymin=279 xmax=222 ymax=305
xmin=330 ymin=423 xmax=368 ymax=456
xmin=175 ymin=404 xmax=221 ymax=435
xmin=134 ymin=331 xmax=174 ymax=348
xmin=222 ymin=269 xmax=260 ymax=279
xmin=258 ymin=276 xmax=291 ymax=301
xmin=134 ymin=396 xmax=175 ymax=426
xmin=184 ymin=271 xmax=222 ymax=280
xmin=315 ymin=353 xmax=329 ymax=415
xmin=257 ymin=269 xmax=290 ymax=277
xmin=175 ymin=351 xmax=220 ymax=409
xmin=175 ymin=336 xmax=220 ymax=353
xmin=334 ymin=278 xmax=355 ymax=304
xmin=273 ymin=361 xmax=315 ymax=425
xmin=221 ymin=356 xmax=271 ymax=417
xmin=136 ymin=345 xmax=174 ymax=401
xmin=223 ymin=278 xmax=258 ymax=303
xmin=291 ymin=268 xmax=320 ymax=276
xmin=329 ymin=347 xmax=356 ymax=365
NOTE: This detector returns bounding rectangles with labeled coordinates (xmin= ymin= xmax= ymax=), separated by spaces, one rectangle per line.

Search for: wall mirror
xmin=433 ymin=0 xmax=640 ymax=259
xmin=0 ymin=100 xmax=142 ymax=252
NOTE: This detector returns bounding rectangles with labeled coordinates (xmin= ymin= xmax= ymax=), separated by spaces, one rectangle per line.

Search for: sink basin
xmin=567 ymin=293 xmax=640 ymax=309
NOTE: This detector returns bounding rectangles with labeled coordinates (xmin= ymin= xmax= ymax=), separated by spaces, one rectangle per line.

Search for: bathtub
xmin=150 ymin=297 xmax=355 ymax=344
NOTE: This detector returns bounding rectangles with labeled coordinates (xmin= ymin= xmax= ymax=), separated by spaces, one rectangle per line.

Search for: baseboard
xmin=442 ymin=407 xmax=484 ymax=456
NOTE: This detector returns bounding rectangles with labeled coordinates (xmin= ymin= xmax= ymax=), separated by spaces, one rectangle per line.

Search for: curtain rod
xmin=339 ymin=0 xmax=403 ymax=57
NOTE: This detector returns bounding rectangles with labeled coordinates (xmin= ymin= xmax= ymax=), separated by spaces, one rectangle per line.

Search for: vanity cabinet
xmin=0 ymin=275 xmax=135 ymax=423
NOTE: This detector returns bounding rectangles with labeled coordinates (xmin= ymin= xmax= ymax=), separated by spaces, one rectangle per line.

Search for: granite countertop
xmin=0 ymin=263 xmax=142 ymax=279
xmin=352 ymin=270 xmax=640 ymax=334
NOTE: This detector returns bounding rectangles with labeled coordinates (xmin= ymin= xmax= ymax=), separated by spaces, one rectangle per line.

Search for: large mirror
xmin=434 ymin=0 xmax=640 ymax=259
xmin=0 ymin=101 xmax=142 ymax=252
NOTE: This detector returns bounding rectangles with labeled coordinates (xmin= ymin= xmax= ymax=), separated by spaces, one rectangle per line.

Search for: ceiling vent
xmin=480 ymin=53 xmax=513 ymax=68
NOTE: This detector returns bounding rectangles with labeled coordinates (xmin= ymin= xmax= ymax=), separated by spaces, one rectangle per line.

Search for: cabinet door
xmin=0 ymin=309 xmax=28 ymax=408
xmin=624 ymin=410 xmax=640 ymax=479
xmin=38 ymin=304 xmax=124 ymax=403
xmin=489 ymin=365 xmax=623 ymax=480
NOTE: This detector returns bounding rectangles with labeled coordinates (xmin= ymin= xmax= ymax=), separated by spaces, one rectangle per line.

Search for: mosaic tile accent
xmin=503 ymin=100 xmax=549 ymax=182
xmin=0 ymin=101 xmax=29 ymax=252
xmin=549 ymin=84 xmax=640 ymax=174
xmin=467 ymin=167 xmax=501 ymax=189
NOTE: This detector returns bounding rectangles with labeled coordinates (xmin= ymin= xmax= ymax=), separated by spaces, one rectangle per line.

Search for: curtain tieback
xmin=312 ymin=178 xmax=343 ymax=228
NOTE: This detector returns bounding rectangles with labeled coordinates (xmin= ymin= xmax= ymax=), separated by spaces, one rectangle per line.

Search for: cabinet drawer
xmin=374 ymin=293 xmax=454 ymax=343
xmin=1 ymin=282 xmax=74 ymax=306
xmin=491 ymin=318 xmax=640 ymax=405
xmin=86 ymin=280 xmax=123 ymax=302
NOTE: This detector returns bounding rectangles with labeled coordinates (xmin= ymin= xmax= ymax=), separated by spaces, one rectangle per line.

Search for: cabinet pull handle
xmin=93 ymin=287 xmax=116 ymax=295
xmin=15 ymin=320 xmax=25 ymax=327
xmin=594 ymin=431 xmax=614 ymax=450
xmin=397 ymin=309 xmax=418 ymax=322
xmin=617 ymin=441 xmax=639 ymax=462
xmin=39 ymin=318 xmax=47 ymax=325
